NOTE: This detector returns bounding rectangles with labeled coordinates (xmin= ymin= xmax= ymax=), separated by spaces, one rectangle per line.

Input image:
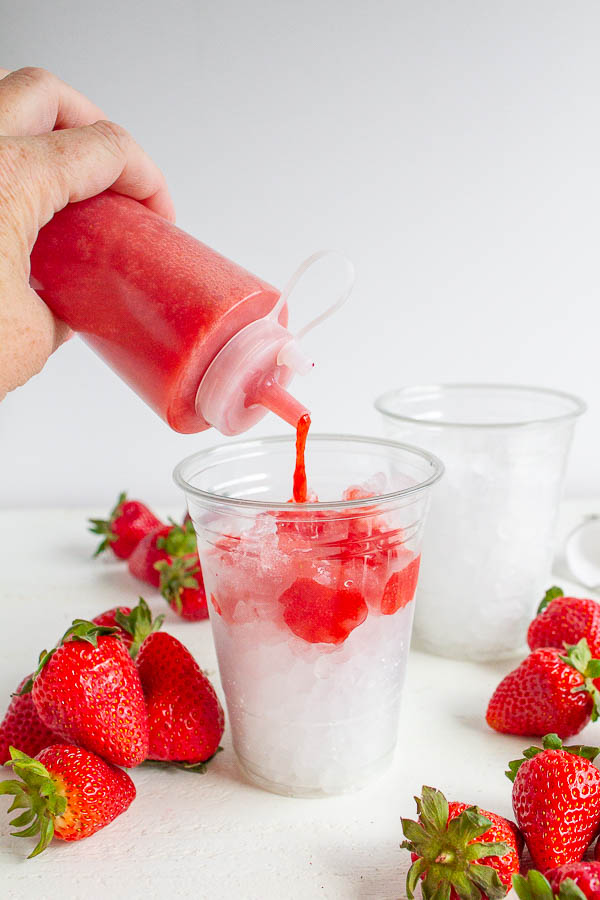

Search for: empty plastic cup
xmin=375 ymin=384 xmax=585 ymax=661
xmin=174 ymin=434 xmax=442 ymax=796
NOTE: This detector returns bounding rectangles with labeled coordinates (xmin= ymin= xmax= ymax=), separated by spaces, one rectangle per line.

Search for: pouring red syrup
xmin=293 ymin=414 xmax=311 ymax=503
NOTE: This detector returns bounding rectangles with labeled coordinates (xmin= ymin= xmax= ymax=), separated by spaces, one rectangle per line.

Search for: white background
xmin=1 ymin=0 xmax=599 ymax=508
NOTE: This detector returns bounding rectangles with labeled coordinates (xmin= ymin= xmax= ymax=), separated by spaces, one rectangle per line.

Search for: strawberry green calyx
xmin=61 ymin=619 xmax=120 ymax=647
xmin=0 ymin=746 xmax=66 ymax=858
xmin=401 ymin=786 xmax=510 ymax=900
xmin=88 ymin=491 xmax=127 ymax=557
xmin=155 ymin=557 xmax=200 ymax=613
xmin=156 ymin=519 xmax=197 ymax=558
xmin=512 ymin=870 xmax=587 ymax=900
xmin=560 ymin=638 xmax=600 ymax=720
xmin=19 ymin=620 xmax=120 ymax=694
xmin=537 ymin=585 xmax=564 ymax=615
xmin=115 ymin=598 xmax=164 ymax=658
xmin=506 ymin=733 xmax=600 ymax=782
xmin=141 ymin=746 xmax=223 ymax=774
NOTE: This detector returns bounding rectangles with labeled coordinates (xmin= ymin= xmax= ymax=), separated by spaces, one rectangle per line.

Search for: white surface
xmin=0 ymin=499 xmax=597 ymax=899
xmin=1 ymin=1 xmax=600 ymax=505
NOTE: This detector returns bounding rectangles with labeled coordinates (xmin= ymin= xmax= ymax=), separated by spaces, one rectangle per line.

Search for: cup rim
xmin=374 ymin=383 xmax=587 ymax=430
xmin=173 ymin=433 xmax=444 ymax=512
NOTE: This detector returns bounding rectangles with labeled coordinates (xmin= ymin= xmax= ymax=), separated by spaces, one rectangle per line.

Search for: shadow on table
xmin=327 ymin=847 xmax=407 ymax=900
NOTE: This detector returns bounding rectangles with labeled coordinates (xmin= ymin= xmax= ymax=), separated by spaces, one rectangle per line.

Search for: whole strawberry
xmin=89 ymin=491 xmax=163 ymax=559
xmin=93 ymin=598 xmax=164 ymax=657
xmin=136 ymin=632 xmax=224 ymax=766
xmin=528 ymin=586 xmax=600 ymax=659
xmin=486 ymin=639 xmax=600 ymax=738
xmin=507 ymin=733 xmax=600 ymax=870
xmin=155 ymin=554 xmax=208 ymax=621
xmin=0 ymin=676 xmax=58 ymax=765
xmin=0 ymin=745 xmax=135 ymax=856
xmin=128 ymin=519 xmax=197 ymax=588
xmin=26 ymin=620 xmax=149 ymax=768
xmin=514 ymin=864 xmax=600 ymax=900
xmin=401 ymin=785 xmax=522 ymax=899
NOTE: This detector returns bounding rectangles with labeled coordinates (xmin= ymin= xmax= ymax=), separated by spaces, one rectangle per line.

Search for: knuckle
xmin=14 ymin=66 xmax=55 ymax=89
xmin=90 ymin=119 xmax=131 ymax=156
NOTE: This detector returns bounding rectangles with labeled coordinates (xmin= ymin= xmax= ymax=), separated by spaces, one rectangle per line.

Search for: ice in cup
xmin=376 ymin=384 xmax=585 ymax=661
xmin=174 ymin=435 xmax=442 ymax=796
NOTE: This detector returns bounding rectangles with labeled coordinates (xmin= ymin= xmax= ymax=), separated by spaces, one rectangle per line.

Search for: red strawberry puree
xmin=30 ymin=192 xmax=281 ymax=433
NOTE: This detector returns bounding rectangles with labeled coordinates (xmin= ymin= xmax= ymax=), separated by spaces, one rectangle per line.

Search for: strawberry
xmin=401 ymin=785 xmax=522 ymax=900
xmin=155 ymin=554 xmax=208 ymax=621
xmin=542 ymin=863 xmax=600 ymax=900
xmin=507 ymin=733 xmax=600 ymax=870
xmin=278 ymin=578 xmax=368 ymax=645
xmin=0 ymin=745 xmax=135 ymax=856
xmin=0 ymin=677 xmax=58 ymax=765
xmin=513 ymin=867 xmax=600 ymax=900
xmin=528 ymin=586 xmax=600 ymax=660
xmin=93 ymin=598 xmax=164 ymax=657
xmin=136 ymin=632 xmax=224 ymax=767
xmin=128 ymin=519 xmax=197 ymax=588
xmin=25 ymin=620 xmax=149 ymax=768
xmin=93 ymin=605 xmax=133 ymax=643
xmin=486 ymin=639 xmax=600 ymax=738
xmin=380 ymin=556 xmax=421 ymax=615
xmin=88 ymin=491 xmax=163 ymax=559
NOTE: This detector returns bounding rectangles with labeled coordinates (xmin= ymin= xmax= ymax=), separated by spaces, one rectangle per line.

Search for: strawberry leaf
xmin=468 ymin=863 xmax=507 ymax=900
xmin=446 ymin=808 xmax=494 ymax=846
xmin=402 ymin=788 xmax=511 ymax=900
xmin=506 ymin=733 xmax=600 ymax=781
xmin=464 ymin=841 xmax=510 ymax=862
xmin=88 ymin=491 xmax=127 ymax=556
xmin=0 ymin=746 xmax=66 ymax=857
xmin=156 ymin=519 xmax=197 ymax=557
xmin=140 ymin=746 xmax=223 ymax=774
xmin=416 ymin=785 xmax=449 ymax=833
xmin=558 ymin=880 xmax=589 ymax=900
xmin=114 ymin=598 xmax=164 ymax=659
xmin=405 ymin=857 xmax=428 ymax=899
xmin=537 ymin=585 xmax=564 ymax=614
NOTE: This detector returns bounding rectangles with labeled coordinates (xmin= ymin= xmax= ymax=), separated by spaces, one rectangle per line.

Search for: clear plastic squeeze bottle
xmin=29 ymin=192 xmax=353 ymax=434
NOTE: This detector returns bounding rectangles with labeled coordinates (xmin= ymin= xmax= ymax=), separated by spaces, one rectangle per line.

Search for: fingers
xmin=0 ymin=67 xmax=107 ymax=136
xmin=28 ymin=120 xmax=175 ymax=223
xmin=0 ymin=282 xmax=70 ymax=400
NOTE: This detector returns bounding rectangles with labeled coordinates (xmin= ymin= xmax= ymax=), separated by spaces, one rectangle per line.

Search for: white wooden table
xmin=0 ymin=501 xmax=596 ymax=900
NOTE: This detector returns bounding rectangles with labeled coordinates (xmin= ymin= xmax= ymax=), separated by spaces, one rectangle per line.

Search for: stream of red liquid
xmin=293 ymin=413 xmax=311 ymax=503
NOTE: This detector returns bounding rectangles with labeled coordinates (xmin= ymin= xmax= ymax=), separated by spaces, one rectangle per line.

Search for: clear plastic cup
xmin=174 ymin=435 xmax=443 ymax=797
xmin=375 ymin=385 xmax=586 ymax=661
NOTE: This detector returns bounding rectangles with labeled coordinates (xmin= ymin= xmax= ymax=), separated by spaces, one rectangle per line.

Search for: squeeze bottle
xmin=30 ymin=192 xmax=353 ymax=435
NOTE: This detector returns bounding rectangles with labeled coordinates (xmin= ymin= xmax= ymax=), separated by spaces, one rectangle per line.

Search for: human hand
xmin=0 ymin=67 xmax=175 ymax=400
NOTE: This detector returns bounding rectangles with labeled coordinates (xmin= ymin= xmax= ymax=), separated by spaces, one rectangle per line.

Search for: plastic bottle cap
xmin=195 ymin=250 xmax=355 ymax=436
